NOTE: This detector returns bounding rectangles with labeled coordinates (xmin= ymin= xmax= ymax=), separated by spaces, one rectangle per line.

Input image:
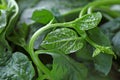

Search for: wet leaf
xmin=0 ymin=52 xmax=35 ymax=80
xmin=41 ymin=28 xmax=84 ymax=54
xmin=72 ymin=12 xmax=102 ymax=30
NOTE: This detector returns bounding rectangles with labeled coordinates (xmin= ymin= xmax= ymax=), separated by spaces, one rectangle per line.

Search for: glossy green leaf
xmin=0 ymin=0 xmax=19 ymax=66
xmin=0 ymin=0 xmax=19 ymax=65
xmin=100 ymin=18 xmax=120 ymax=57
xmin=2 ymin=0 xmax=19 ymax=35
xmin=32 ymin=9 xmax=54 ymax=24
xmin=41 ymin=28 xmax=84 ymax=54
xmin=50 ymin=51 xmax=88 ymax=80
xmin=94 ymin=53 xmax=113 ymax=75
xmin=0 ymin=52 xmax=35 ymax=80
xmin=76 ymin=43 xmax=93 ymax=61
xmin=7 ymin=23 xmax=28 ymax=49
xmin=87 ymin=70 xmax=113 ymax=80
xmin=87 ymin=27 xmax=111 ymax=46
xmin=0 ymin=37 xmax=12 ymax=66
xmin=72 ymin=12 xmax=102 ymax=30
xmin=112 ymin=31 xmax=120 ymax=57
xmin=87 ymin=27 xmax=113 ymax=75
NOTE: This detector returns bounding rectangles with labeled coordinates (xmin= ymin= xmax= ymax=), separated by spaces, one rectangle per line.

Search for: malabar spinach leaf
xmin=32 ymin=9 xmax=54 ymax=24
xmin=72 ymin=12 xmax=102 ymax=30
xmin=0 ymin=37 xmax=11 ymax=66
xmin=76 ymin=43 xmax=93 ymax=61
xmin=0 ymin=52 xmax=35 ymax=80
xmin=112 ymin=31 xmax=120 ymax=57
xmin=87 ymin=27 xmax=111 ymax=46
xmin=0 ymin=0 xmax=120 ymax=80
xmin=41 ymin=28 xmax=84 ymax=54
xmin=100 ymin=18 xmax=120 ymax=57
xmin=49 ymin=51 xmax=88 ymax=80
xmin=7 ymin=23 xmax=28 ymax=49
xmin=6 ymin=0 xmax=18 ymax=31
xmin=36 ymin=50 xmax=88 ymax=80
xmin=87 ymin=70 xmax=113 ymax=80
xmin=94 ymin=53 xmax=113 ymax=75
xmin=87 ymin=27 xmax=113 ymax=75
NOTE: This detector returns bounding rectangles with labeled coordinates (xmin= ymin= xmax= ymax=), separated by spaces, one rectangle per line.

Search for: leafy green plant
xmin=0 ymin=0 xmax=120 ymax=80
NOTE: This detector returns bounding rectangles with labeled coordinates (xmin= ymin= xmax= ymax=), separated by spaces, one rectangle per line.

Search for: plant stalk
xmin=79 ymin=0 xmax=120 ymax=17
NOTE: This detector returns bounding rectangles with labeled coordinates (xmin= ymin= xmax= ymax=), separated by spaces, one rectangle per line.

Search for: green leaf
xmin=72 ymin=12 xmax=102 ymax=30
xmin=0 ymin=10 xmax=7 ymax=34
xmin=50 ymin=51 xmax=88 ymax=80
xmin=93 ymin=46 xmax=116 ymax=58
xmin=2 ymin=0 xmax=19 ymax=35
xmin=7 ymin=23 xmax=29 ymax=49
xmin=31 ymin=9 xmax=54 ymax=24
xmin=0 ymin=37 xmax=12 ymax=66
xmin=112 ymin=31 xmax=120 ymax=57
xmin=0 ymin=52 xmax=35 ymax=80
xmin=41 ymin=28 xmax=84 ymax=54
xmin=87 ymin=70 xmax=113 ymax=80
xmin=0 ymin=0 xmax=19 ymax=65
xmin=94 ymin=53 xmax=113 ymax=75
xmin=100 ymin=18 xmax=120 ymax=57
xmin=87 ymin=27 xmax=111 ymax=47
xmin=29 ymin=23 xmax=48 ymax=49
xmin=76 ymin=43 xmax=93 ymax=61
xmin=87 ymin=27 xmax=113 ymax=75
xmin=92 ymin=48 xmax=101 ymax=57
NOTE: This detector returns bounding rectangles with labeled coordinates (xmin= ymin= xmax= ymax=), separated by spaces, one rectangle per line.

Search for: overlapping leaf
xmin=112 ymin=31 xmax=120 ymax=57
xmin=87 ymin=27 xmax=113 ymax=75
xmin=0 ymin=52 xmax=35 ymax=80
xmin=0 ymin=38 xmax=11 ymax=66
xmin=39 ymin=50 xmax=88 ymax=80
xmin=101 ymin=18 xmax=120 ymax=57
xmin=72 ymin=12 xmax=102 ymax=30
xmin=41 ymin=28 xmax=84 ymax=54
xmin=51 ymin=54 xmax=88 ymax=80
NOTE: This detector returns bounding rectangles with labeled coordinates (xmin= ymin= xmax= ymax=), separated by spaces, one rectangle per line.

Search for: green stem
xmin=75 ymin=29 xmax=98 ymax=48
xmin=28 ymin=22 xmax=72 ymax=79
xmin=85 ymin=36 xmax=98 ymax=48
xmin=28 ymin=23 xmax=52 ymax=79
xmin=37 ymin=67 xmax=43 ymax=77
xmin=79 ymin=0 xmax=120 ymax=17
